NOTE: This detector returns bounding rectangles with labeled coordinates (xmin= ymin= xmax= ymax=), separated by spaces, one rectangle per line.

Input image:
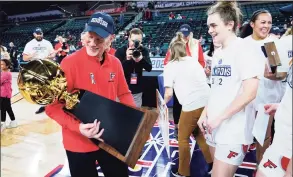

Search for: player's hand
xmin=126 ymin=48 xmax=133 ymax=60
xmin=206 ymin=118 xmax=223 ymax=134
xmin=204 ymin=67 xmax=211 ymax=76
xmin=264 ymin=103 xmax=279 ymax=116
xmin=79 ymin=119 xmax=104 ymax=142
xmin=284 ymin=172 xmax=292 ymax=177
xmin=197 ymin=116 xmax=208 ymax=134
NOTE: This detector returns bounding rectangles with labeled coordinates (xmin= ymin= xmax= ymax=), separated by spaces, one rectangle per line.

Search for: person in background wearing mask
xmin=22 ymin=27 xmax=56 ymax=114
xmin=45 ymin=12 xmax=135 ymax=177
xmin=115 ymin=28 xmax=152 ymax=108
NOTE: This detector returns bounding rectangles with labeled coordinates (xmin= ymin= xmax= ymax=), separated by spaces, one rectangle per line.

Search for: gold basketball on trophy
xmin=17 ymin=59 xmax=79 ymax=109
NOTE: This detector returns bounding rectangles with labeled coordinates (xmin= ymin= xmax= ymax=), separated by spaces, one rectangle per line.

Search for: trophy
xmin=261 ymin=42 xmax=282 ymax=73
xmin=17 ymin=59 xmax=158 ymax=168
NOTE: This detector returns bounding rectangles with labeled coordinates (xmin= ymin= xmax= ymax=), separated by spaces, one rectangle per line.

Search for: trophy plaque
xmin=68 ymin=91 xmax=158 ymax=168
xmin=263 ymin=42 xmax=282 ymax=73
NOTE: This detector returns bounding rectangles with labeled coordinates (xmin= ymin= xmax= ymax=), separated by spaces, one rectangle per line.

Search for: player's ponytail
xmin=207 ymin=1 xmax=242 ymax=33
xmin=170 ymin=32 xmax=185 ymax=46
xmin=169 ymin=40 xmax=187 ymax=62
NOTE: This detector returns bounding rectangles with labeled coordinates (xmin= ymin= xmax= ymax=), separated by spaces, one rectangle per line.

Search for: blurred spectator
xmin=0 ymin=45 xmax=10 ymax=60
xmin=69 ymin=43 xmax=76 ymax=54
xmin=54 ymin=36 xmax=69 ymax=63
xmin=153 ymin=9 xmax=160 ymax=17
xmin=155 ymin=46 xmax=162 ymax=56
xmin=145 ymin=8 xmax=152 ymax=21
xmin=114 ymin=17 xmax=119 ymax=24
xmin=176 ymin=14 xmax=182 ymax=20
xmin=281 ymin=23 xmax=288 ymax=35
xmin=54 ymin=35 xmax=59 ymax=44
xmin=270 ymin=26 xmax=281 ymax=39
xmin=8 ymin=42 xmax=18 ymax=71
xmin=119 ymin=11 xmax=124 ymax=25
xmin=169 ymin=12 xmax=175 ymax=20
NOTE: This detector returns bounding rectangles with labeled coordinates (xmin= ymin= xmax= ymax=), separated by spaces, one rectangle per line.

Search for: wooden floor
xmin=1 ymin=72 xmax=66 ymax=177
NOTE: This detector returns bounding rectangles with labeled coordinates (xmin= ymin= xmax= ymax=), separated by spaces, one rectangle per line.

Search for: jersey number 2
xmin=212 ymin=78 xmax=222 ymax=85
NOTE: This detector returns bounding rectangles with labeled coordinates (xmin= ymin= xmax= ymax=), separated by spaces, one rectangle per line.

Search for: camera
xmin=132 ymin=40 xmax=142 ymax=58
xmin=62 ymin=42 xmax=67 ymax=50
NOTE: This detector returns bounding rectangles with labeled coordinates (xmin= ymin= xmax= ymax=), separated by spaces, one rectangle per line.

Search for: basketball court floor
xmin=1 ymin=72 xmax=257 ymax=177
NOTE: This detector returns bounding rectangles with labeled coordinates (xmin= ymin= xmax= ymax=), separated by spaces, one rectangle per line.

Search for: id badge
xmin=130 ymin=73 xmax=138 ymax=84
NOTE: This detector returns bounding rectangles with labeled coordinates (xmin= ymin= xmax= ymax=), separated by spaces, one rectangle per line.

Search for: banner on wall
xmin=8 ymin=10 xmax=64 ymax=20
xmin=86 ymin=7 xmax=126 ymax=16
xmin=150 ymin=57 xmax=164 ymax=71
xmin=155 ymin=1 xmax=214 ymax=9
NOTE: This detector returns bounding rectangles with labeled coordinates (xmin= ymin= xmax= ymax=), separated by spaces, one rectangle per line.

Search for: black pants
xmin=0 ymin=97 xmax=15 ymax=122
xmin=66 ymin=149 xmax=129 ymax=177
xmin=57 ymin=55 xmax=66 ymax=64
xmin=173 ymin=90 xmax=182 ymax=125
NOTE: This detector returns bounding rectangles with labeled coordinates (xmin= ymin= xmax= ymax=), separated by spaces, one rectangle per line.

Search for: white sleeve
xmin=23 ymin=42 xmax=33 ymax=55
xmin=47 ymin=41 xmax=54 ymax=53
xmin=275 ymin=37 xmax=292 ymax=73
xmin=163 ymin=64 xmax=175 ymax=88
xmin=237 ymin=46 xmax=264 ymax=80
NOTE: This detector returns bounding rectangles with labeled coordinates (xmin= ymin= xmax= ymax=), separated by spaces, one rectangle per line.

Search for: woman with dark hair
xmin=1 ymin=59 xmax=17 ymax=132
xmin=240 ymin=9 xmax=272 ymax=39
xmin=197 ymin=2 xmax=263 ymax=176
xmin=242 ymin=9 xmax=289 ymax=165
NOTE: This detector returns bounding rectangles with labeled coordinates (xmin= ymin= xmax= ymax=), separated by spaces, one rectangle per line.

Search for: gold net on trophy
xmin=17 ymin=59 xmax=79 ymax=109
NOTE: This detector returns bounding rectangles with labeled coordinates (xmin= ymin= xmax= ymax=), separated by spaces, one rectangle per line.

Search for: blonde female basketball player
xmin=197 ymin=2 xmax=263 ymax=177
xmin=164 ymin=33 xmax=212 ymax=177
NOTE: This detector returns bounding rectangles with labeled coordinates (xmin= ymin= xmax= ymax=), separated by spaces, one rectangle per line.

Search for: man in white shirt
xmin=23 ymin=27 xmax=55 ymax=61
xmin=22 ymin=27 xmax=56 ymax=114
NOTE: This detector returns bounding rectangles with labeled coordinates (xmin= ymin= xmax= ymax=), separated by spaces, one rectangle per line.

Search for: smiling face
xmin=207 ymin=13 xmax=234 ymax=46
xmin=250 ymin=13 xmax=272 ymax=40
xmin=84 ymin=32 xmax=114 ymax=57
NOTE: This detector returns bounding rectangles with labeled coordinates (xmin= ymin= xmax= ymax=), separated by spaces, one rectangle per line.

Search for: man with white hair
xmin=45 ymin=12 xmax=135 ymax=177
